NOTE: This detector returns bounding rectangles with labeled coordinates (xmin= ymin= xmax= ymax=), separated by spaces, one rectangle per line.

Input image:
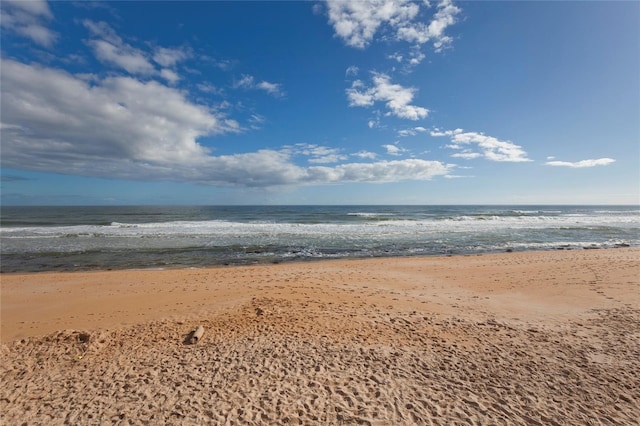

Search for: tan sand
xmin=1 ymin=248 xmax=639 ymax=424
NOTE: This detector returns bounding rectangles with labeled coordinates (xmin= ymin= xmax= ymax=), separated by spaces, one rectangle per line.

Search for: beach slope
xmin=2 ymin=249 xmax=639 ymax=424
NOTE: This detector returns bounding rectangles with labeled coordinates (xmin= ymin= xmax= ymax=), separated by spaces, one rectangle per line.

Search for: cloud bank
xmin=1 ymin=59 xmax=232 ymax=164
xmin=545 ymin=158 xmax=616 ymax=168
xmin=0 ymin=59 xmax=452 ymax=187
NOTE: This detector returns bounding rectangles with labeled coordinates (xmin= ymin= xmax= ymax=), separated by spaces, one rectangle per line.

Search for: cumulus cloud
xmin=408 ymin=50 xmax=426 ymax=65
xmin=1 ymin=59 xmax=232 ymax=167
xmin=0 ymin=0 xmax=57 ymax=47
xmin=326 ymin=0 xmax=417 ymax=49
xmin=347 ymin=73 xmax=429 ymax=120
xmin=325 ymin=0 xmax=460 ymax=52
xmin=382 ymin=143 xmax=407 ymax=156
xmin=545 ymin=158 xmax=616 ymax=168
xmin=396 ymin=0 xmax=461 ymax=52
xmin=1 ymin=59 xmax=452 ymax=187
xmin=431 ymin=128 xmax=531 ymax=162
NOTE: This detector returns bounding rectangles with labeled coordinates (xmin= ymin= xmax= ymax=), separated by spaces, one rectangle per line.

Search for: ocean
xmin=1 ymin=205 xmax=638 ymax=273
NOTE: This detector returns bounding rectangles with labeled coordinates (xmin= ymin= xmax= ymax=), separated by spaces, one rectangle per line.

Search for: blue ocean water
xmin=1 ymin=205 xmax=638 ymax=272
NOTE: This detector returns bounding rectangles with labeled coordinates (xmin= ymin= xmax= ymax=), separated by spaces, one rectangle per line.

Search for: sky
xmin=1 ymin=0 xmax=638 ymax=206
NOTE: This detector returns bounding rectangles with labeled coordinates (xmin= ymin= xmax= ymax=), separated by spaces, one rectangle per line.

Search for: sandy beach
xmin=1 ymin=248 xmax=639 ymax=425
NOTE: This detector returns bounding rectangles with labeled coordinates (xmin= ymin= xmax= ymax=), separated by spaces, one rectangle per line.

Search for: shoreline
xmin=1 ymin=244 xmax=635 ymax=275
xmin=2 ymin=247 xmax=639 ymax=424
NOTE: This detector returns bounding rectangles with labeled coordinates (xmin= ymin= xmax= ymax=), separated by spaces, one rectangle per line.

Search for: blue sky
xmin=1 ymin=0 xmax=638 ymax=205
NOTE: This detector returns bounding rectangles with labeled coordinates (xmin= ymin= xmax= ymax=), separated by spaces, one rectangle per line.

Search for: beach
xmin=1 ymin=248 xmax=639 ymax=424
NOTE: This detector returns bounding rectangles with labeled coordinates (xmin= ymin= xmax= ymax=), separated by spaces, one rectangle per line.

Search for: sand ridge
xmin=1 ymin=248 xmax=639 ymax=424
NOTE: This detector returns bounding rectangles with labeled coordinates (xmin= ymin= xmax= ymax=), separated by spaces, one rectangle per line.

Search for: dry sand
xmin=1 ymin=248 xmax=639 ymax=425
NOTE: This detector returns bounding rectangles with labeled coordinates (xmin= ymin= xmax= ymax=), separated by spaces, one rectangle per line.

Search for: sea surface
xmin=1 ymin=205 xmax=638 ymax=273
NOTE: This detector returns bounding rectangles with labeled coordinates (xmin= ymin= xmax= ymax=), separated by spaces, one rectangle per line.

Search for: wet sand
xmin=1 ymin=249 xmax=639 ymax=424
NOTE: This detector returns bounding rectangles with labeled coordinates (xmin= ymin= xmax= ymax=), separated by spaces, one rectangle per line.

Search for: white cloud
xmin=2 ymin=0 xmax=53 ymax=18
xmin=326 ymin=0 xmax=418 ymax=49
xmin=545 ymin=158 xmax=616 ymax=168
xmin=160 ymin=69 xmax=180 ymax=84
xmin=346 ymin=81 xmax=374 ymax=107
xmin=209 ymin=58 xmax=235 ymax=71
xmin=388 ymin=53 xmax=404 ymax=63
xmin=345 ymin=65 xmax=359 ymax=77
xmin=198 ymin=150 xmax=307 ymax=187
xmin=234 ymin=74 xmax=255 ymax=89
xmin=409 ymin=50 xmax=426 ymax=65
xmin=307 ymin=159 xmax=452 ymax=183
xmin=197 ymin=82 xmax=224 ymax=95
xmin=451 ymin=152 xmax=482 ymax=160
xmin=382 ymin=143 xmax=407 ymax=156
xmin=429 ymin=0 xmax=461 ymax=52
xmin=347 ymin=73 xmax=429 ymax=120
xmin=388 ymin=46 xmax=426 ymax=70
xmin=82 ymin=19 xmax=119 ymax=42
xmin=325 ymin=0 xmax=460 ymax=52
xmin=285 ymin=144 xmax=348 ymax=164
xmin=1 ymin=59 xmax=233 ymax=167
xmin=153 ymin=46 xmax=190 ymax=67
xmin=431 ymin=128 xmax=531 ymax=162
xmin=83 ymin=20 xmax=157 ymax=75
xmin=248 ymin=114 xmax=266 ymax=130
xmin=309 ymin=154 xmax=346 ymax=165
xmin=1 ymin=59 xmax=452 ymax=187
xmin=89 ymin=38 xmax=156 ymax=74
xmin=396 ymin=0 xmax=460 ymax=52
xmin=353 ymin=151 xmax=378 ymax=160
xmin=234 ymin=74 xmax=284 ymax=97
xmin=398 ymin=126 xmax=427 ymax=137
xmin=0 ymin=0 xmax=57 ymax=47
xmin=256 ymin=81 xmax=284 ymax=97
xmin=83 ymin=21 xmax=191 ymax=82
